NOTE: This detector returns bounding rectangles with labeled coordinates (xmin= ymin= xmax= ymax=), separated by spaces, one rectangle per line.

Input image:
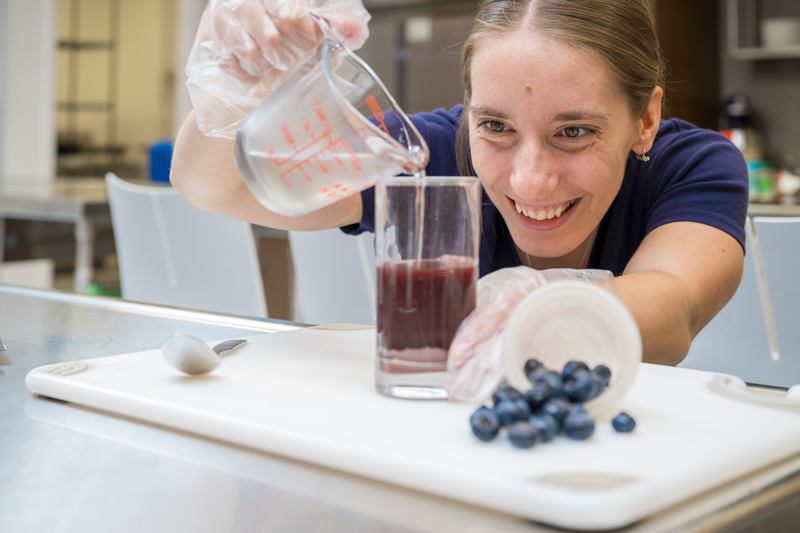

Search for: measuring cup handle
xmin=310 ymin=14 xmax=342 ymax=48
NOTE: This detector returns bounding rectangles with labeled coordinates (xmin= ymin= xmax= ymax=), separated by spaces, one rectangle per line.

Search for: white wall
xmin=0 ymin=0 xmax=56 ymax=181
xmin=0 ymin=1 xmax=6 ymax=173
xmin=54 ymin=0 xmax=205 ymax=154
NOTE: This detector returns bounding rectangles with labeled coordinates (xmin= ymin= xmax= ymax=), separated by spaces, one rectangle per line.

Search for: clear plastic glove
xmin=186 ymin=0 xmax=371 ymax=139
xmin=446 ymin=266 xmax=616 ymax=403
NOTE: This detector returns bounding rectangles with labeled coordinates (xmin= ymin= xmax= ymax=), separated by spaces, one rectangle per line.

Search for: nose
xmin=509 ymin=139 xmax=559 ymax=200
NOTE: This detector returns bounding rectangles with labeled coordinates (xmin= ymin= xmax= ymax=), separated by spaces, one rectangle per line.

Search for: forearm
xmin=612 ymin=222 xmax=745 ymax=366
xmin=171 ymin=111 xmax=242 ymax=214
xmin=613 ymin=271 xmax=697 ymax=366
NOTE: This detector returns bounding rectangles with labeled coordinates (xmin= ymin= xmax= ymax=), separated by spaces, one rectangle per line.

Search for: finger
xmin=235 ymin=0 xmax=299 ymax=72
xmin=264 ymin=0 xmax=320 ymax=52
xmin=316 ymin=12 xmax=368 ymax=49
xmin=213 ymin=1 xmax=281 ymax=76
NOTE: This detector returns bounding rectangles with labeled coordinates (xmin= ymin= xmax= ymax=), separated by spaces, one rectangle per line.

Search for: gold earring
xmin=636 ymin=149 xmax=650 ymax=162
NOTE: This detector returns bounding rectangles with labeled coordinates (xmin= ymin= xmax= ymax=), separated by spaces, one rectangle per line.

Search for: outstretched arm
xmin=615 ymin=221 xmax=744 ymax=365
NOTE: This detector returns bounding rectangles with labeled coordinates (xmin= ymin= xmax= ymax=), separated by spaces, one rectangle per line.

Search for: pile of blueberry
xmin=469 ymin=358 xmax=636 ymax=448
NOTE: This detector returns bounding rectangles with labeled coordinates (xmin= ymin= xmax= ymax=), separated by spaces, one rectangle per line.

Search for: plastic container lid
xmin=502 ymin=280 xmax=642 ymax=422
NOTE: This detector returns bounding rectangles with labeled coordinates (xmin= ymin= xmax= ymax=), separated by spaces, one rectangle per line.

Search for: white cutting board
xmin=25 ymin=326 xmax=800 ymax=531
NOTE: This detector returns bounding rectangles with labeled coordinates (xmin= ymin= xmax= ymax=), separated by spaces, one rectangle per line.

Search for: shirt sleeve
xmin=643 ymin=120 xmax=749 ymax=252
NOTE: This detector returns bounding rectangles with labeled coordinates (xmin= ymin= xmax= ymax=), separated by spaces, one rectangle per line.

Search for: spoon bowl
xmin=162 ymin=334 xmax=247 ymax=375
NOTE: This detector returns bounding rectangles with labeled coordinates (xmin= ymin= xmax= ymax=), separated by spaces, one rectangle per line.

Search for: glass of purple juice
xmin=374 ymin=176 xmax=482 ymax=399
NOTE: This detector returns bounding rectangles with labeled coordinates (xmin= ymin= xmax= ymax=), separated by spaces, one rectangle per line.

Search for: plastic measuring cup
xmin=235 ymin=23 xmax=429 ymax=217
xmin=502 ymin=280 xmax=642 ymax=422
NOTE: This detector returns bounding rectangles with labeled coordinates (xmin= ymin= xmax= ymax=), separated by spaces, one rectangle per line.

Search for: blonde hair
xmin=456 ymin=0 xmax=665 ymax=175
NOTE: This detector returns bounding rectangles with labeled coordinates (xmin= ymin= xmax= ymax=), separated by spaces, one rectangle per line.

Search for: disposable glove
xmin=446 ymin=266 xmax=617 ymax=403
xmin=186 ymin=0 xmax=371 ymax=139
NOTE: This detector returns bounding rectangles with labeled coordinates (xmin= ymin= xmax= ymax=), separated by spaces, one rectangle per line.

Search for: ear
xmin=631 ymin=87 xmax=663 ymax=155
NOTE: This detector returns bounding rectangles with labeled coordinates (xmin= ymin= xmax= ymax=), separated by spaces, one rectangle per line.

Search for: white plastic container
xmin=502 ymin=280 xmax=642 ymax=422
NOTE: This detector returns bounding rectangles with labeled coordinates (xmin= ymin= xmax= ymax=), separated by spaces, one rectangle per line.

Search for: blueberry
xmin=523 ymin=358 xmax=543 ymax=377
xmin=492 ymin=384 xmax=522 ymax=406
xmin=562 ymin=405 xmax=596 ymax=440
xmin=541 ymin=396 xmax=571 ymax=427
xmin=508 ymin=420 xmax=539 ymax=448
xmin=470 ymin=407 xmax=501 ymax=441
xmin=526 ymin=366 xmax=548 ymax=385
xmin=592 ymin=364 xmax=612 ymax=387
xmin=612 ymin=412 xmax=636 ymax=433
xmin=563 ymin=368 xmax=593 ymax=403
xmin=523 ymin=382 xmax=552 ymax=412
xmin=529 ymin=414 xmax=558 ymax=443
xmin=495 ymin=398 xmax=530 ymax=426
xmin=532 ymin=370 xmax=564 ymax=397
xmin=587 ymin=373 xmax=606 ymax=400
xmin=562 ymin=360 xmax=589 ymax=381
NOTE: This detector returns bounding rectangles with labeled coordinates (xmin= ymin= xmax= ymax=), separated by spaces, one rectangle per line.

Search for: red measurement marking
xmin=312 ymin=98 xmax=328 ymax=123
xmin=280 ymin=122 xmax=296 ymax=149
xmin=275 ymin=121 xmax=372 ymax=190
xmin=301 ymin=117 xmax=314 ymax=138
xmin=365 ymin=95 xmax=390 ymax=136
xmin=321 ymin=184 xmax=351 ymax=200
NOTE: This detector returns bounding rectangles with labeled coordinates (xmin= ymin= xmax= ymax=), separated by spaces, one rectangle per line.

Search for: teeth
xmin=515 ymin=199 xmax=575 ymax=220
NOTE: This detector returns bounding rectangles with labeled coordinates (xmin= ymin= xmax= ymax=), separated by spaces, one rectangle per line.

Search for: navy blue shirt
xmin=343 ymin=105 xmax=749 ymax=277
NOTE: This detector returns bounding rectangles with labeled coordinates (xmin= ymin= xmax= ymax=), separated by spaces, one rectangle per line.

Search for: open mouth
xmin=513 ymin=199 xmax=577 ymax=221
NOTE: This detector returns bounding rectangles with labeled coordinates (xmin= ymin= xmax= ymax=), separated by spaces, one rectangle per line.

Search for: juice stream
xmin=412 ymin=169 xmax=426 ymax=263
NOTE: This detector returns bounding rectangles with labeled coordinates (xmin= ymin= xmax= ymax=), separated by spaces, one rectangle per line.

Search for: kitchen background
xmin=0 ymin=0 xmax=799 ymax=318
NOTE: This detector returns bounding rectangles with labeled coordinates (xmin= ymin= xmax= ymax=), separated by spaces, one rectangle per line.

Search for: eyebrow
xmin=551 ymin=110 xmax=612 ymax=123
xmin=469 ymin=106 xmax=612 ymax=124
xmin=468 ymin=105 xmax=511 ymax=120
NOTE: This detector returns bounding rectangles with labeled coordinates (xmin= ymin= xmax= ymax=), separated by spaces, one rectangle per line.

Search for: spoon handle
xmin=212 ymin=339 xmax=248 ymax=356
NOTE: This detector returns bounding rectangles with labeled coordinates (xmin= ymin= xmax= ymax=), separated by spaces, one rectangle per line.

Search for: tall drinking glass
xmin=375 ymin=176 xmax=482 ymax=400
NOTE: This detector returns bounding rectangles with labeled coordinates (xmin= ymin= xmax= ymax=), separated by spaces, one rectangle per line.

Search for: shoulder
xmin=409 ymin=105 xmax=464 ymax=131
xmin=632 ymin=118 xmax=749 ymax=249
xmin=651 ymin=118 xmax=747 ymax=175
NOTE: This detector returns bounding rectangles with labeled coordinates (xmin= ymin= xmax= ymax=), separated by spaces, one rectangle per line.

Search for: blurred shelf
xmin=57 ymin=101 xmax=115 ymax=112
xmin=730 ymin=45 xmax=800 ymax=60
xmin=748 ymin=203 xmax=800 ymax=217
xmin=57 ymin=40 xmax=114 ymax=51
xmin=727 ymin=0 xmax=800 ymax=60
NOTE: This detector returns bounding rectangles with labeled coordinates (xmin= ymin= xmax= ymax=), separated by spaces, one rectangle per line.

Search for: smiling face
xmin=468 ymin=30 xmax=642 ymax=267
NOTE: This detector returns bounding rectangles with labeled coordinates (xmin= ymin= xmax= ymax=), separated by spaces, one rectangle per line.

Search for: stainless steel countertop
xmin=1 ymin=284 xmax=799 ymax=532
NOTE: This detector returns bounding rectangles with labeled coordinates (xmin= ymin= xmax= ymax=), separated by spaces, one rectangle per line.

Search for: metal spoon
xmin=162 ymin=334 xmax=247 ymax=375
xmin=788 ymin=384 xmax=800 ymax=402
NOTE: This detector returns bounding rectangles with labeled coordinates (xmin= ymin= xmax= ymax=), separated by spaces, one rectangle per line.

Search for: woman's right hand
xmin=186 ymin=0 xmax=371 ymax=139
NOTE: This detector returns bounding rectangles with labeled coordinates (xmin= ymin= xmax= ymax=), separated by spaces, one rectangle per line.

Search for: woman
xmin=172 ymin=0 xmax=748 ymax=366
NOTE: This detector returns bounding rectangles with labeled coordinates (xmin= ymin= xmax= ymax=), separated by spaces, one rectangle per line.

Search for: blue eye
xmin=560 ymin=126 xmax=594 ymax=139
xmin=478 ymin=120 xmax=508 ymax=133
